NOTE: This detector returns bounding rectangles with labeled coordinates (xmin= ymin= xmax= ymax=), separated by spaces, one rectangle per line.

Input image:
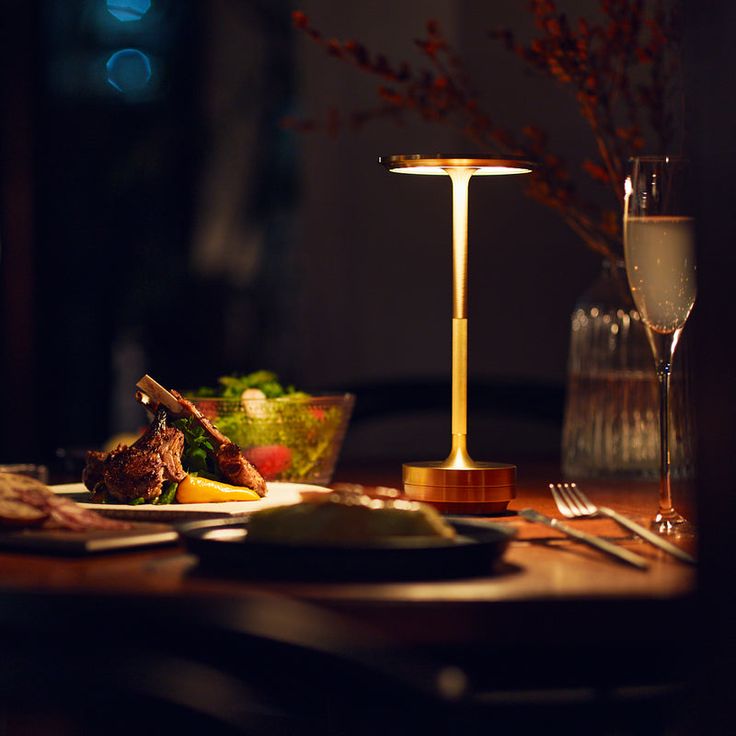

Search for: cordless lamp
xmin=379 ymin=154 xmax=534 ymax=513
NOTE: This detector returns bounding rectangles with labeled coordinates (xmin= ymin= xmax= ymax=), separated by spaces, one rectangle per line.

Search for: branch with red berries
xmin=284 ymin=2 xmax=683 ymax=263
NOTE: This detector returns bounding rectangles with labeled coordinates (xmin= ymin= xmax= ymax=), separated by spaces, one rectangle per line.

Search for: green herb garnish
xmin=173 ymin=417 xmax=220 ymax=480
xmin=154 ymin=481 xmax=179 ymax=505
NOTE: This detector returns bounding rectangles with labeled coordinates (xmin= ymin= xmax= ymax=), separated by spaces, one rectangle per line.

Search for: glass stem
xmin=656 ymin=360 xmax=674 ymax=517
xmin=647 ymin=327 xmax=681 ymax=522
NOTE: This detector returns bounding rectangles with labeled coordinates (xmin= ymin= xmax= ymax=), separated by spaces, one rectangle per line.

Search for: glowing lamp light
xmin=106 ymin=0 xmax=151 ymax=22
xmin=106 ymin=49 xmax=152 ymax=93
xmin=379 ymin=154 xmax=534 ymax=513
xmin=384 ymin=156 xmax=533 ymax=177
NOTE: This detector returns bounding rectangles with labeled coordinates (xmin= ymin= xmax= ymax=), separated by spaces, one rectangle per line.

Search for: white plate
xmin=51 ymin=482 xmax=332 ymax=523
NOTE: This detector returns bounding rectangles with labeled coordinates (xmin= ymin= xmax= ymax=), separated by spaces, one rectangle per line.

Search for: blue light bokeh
xmin=106 ymin=48 xmax=152 ymax=93
xmin=106 ymin=0 xmax=151 ymax=22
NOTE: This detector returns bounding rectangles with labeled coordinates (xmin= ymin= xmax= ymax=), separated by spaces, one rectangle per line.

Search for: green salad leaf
xmin=191 ymin=370 xmax=298 ymax=400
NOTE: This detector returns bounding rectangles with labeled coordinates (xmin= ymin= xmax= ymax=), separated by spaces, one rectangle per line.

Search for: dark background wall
xmin=0 ymin=0 xmax=650 ymax=468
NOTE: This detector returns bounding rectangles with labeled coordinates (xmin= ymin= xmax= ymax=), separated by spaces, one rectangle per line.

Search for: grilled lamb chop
xmin=83 ymin=408 xmax=186 ymax=503
xmin=82 ymin=450 xmax=108 ymax=494
xmin=170 ymin=390 xmax=267 ymax=497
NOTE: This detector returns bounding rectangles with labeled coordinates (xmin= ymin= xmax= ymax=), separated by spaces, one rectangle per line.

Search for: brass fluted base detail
xmin=403 ymin=460 xmax=516 ymax=514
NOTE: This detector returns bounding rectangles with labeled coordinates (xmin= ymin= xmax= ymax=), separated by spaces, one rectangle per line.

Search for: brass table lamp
xmin=379 ymin=154 xmax=534 ymax=513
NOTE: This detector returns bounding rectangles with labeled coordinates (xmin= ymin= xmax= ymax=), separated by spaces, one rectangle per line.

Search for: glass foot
xmin=651 ymin=510 xmax=695 ymax=537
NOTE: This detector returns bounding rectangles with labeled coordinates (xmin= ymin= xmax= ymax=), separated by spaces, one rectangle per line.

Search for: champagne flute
xmin=623 ymin=156 xmax=696 ymax=535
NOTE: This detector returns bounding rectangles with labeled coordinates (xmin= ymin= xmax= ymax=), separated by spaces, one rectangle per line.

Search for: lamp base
xmin=403 ymin=461 xmax=516 ymax=514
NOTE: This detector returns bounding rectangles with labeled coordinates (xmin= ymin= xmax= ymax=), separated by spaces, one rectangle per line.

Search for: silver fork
xmin=550 ymin=483 xmax=696 ymax=565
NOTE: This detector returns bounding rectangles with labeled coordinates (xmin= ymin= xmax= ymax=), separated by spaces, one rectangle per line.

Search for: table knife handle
xmin=598 ymin=507 xmax=696 ymax=565
xmin=520 ymin=509 xmax=649 ymax=570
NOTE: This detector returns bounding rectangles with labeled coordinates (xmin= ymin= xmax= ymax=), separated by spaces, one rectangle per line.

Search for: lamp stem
xmin=443 ymin=168 xmax=476 ymax=468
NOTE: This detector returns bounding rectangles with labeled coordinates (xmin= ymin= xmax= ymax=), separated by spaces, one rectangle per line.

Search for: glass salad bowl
xmin=190 ymin=393 xmax=355 ymax=485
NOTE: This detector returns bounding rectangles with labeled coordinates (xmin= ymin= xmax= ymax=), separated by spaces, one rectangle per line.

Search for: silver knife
xmin=519 ymin=508 xmax=649 ymax=570
xmin=596 ymin=506 xmax=696 ymax=565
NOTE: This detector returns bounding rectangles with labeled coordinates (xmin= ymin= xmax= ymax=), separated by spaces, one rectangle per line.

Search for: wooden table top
xmin=0 ymin=461 xmax=697 ymax=648
xmin=0 ymin=460 xmax=706 ymax=736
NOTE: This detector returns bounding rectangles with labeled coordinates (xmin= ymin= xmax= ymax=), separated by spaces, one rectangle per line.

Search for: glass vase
xmin=561 ymin=260 xmax=694 ymax=479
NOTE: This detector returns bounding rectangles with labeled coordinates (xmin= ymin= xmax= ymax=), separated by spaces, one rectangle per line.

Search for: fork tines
xmin=549 ymin=482 xmax=596 ymax=518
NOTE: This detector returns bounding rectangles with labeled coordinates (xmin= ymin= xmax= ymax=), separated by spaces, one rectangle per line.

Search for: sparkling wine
xmin=624 ymin=216 xmax=696 ymax=333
